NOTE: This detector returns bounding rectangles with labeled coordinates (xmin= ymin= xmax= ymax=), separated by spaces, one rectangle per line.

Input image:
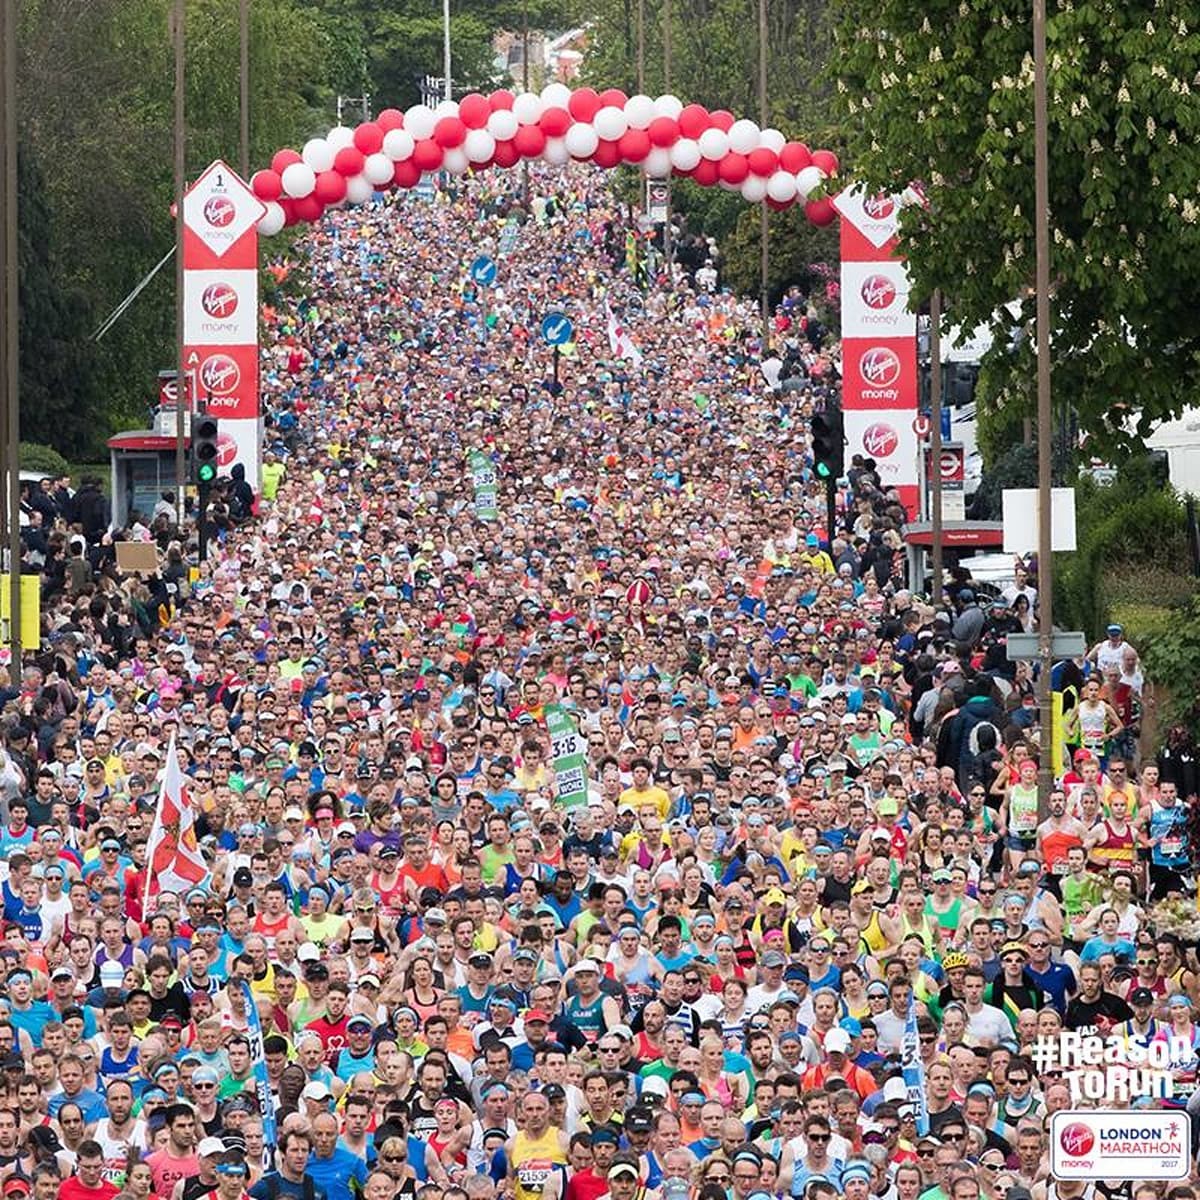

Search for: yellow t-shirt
xmin=618 ymin=783 xmax=670 ymax=819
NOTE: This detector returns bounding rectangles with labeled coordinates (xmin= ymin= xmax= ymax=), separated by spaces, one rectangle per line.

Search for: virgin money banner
xmin=182 ymin=161 xmax=264 ymax=489
xmin=836 ymin=189 xmax=918 ymax=515
xmin=843 ymin=409 xmax=919 ymax=493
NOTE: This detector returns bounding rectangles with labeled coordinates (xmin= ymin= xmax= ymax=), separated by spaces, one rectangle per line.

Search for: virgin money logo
xmin=216 ymin=433 xmax=239 ymax=467
xmin=1059 ymin=1123 xmax=1095 ymax=1158
xmin=200 ymin=354 xmax=240 ymax=396
xmin=862 ymin=422 xmax=899 ymax=459
xmin=201 ymin=282 xmax=239 ymax=319
xmin=203 ymin=196 xmax=237 ymax=228
xmin=864 ymin=193 xmax=895 ymax=220
xmin=860 ymin=274 xmax=897 ymax=310
xmin=859 ymin=347 xmax=901 ymax=388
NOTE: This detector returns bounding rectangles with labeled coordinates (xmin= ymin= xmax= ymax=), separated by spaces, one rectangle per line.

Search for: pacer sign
xmin=1049 ymin=1111 xmax=1189 ymax=1181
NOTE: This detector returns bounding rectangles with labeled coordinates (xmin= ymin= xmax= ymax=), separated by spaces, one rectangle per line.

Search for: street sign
xmin=912 ymin=412 xmax=932 ymax=439
xmin=182 ymin=161 xmax=265 ymax=260
xmin=469 ymin=256 xmax=497 ymax=287
xmin=1005 ymin=631 xmax=1086 ymax=661
xmin=541 ymin=313 xmax=574 ymax=346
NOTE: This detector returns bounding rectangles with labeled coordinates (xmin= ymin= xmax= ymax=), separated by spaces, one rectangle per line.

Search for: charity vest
xmin=512 ymin=1127 xmax=566 ymax=1200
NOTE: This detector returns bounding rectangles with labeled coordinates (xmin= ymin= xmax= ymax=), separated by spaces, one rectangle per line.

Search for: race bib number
xmin=1162 ymin=837 xmax=1184 ymax=858
xmin=518 ymin=1160 xmax=554 ymax=1193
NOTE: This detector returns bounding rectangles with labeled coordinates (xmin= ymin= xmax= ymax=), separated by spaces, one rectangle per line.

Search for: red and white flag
xmin=145 ymin=732 xmax=208 ymax=906
xmin=606 ymin=302 xmax=643 ymax=366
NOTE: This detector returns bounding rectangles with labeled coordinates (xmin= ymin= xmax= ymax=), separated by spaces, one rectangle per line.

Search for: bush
xmin=1140 ymin=593 xmax=1200 ymax=739
xmin=18 ymin=442 xmax=70 ymax=478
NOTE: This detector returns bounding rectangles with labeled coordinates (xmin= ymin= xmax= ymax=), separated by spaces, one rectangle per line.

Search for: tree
xmin=831 ymin=0 xmax=1200 ymax=456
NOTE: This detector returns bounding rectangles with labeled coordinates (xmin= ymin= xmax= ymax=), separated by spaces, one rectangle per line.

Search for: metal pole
xmin=173 ymin=0 xmax=186 ymax=517
xmin=443 ymin=0 xmax=452 ymax=101
xmin=758 ymin=0 xmax=769 ymax=347
xmin=1033 ymin=0 xmax=1054 ymax=814
xmin=663 ymin=0 xmax=671 ymax=91
xmin=930 ymin=289 xmax=944 ymax=603
xmin=238 ymin=0 xmax=249 ymax=181
xmin=0 ymin=0 xmax=8 ymax=643
xmin=521 ymin=0 xmax=529 ymax=203
xmin=636 ymin=0 xmax=645 ymax=92
xmin=2 ymin=0 xmax=18 ymax=671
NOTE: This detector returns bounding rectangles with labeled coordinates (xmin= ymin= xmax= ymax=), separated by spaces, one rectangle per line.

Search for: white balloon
xmin=512 ymin=92 xmax=544 ymax=124
xmin=766 ymin=171 xmax=798 ymax=203
xmin=727 ymin=119 xmax=760 ymax=155
xmin=326 ymin=126 xmax=355 ymax=152
xmin=541 ymin=81 xmax=572 ymax=108
xmin=464 ymin=128 xmax=496 ymax=163
xmin=280 ymin=162 xmax=316 ymax=198
xmin=345 ymin=175 xmax=373 ymax=204
xmin=487 ymin=110 xmax=519 ymax=141
xmin=564 ymin=122 xmax=599 ymax=158
xmin=718 ymin=179 xmax=739 ymax=192
xmin=624 ymin=94 xmax=656 ymax=129
xmin=643 ymin=147 xmax=672 ymax=177
xmin=404 ymin=105 xmax=437 ymax=140
xmin=443 ymin=148 xmax=469 ymax=175
xmin=433 ymin=99 xmax=460 ymax=120
xmin=593 ymin=105 xmax=628 ymax=141
xmin=795 ymin=165 xmax=824 ymax=198
xmin=653 ymin=94 xmax=683 ymax=118
xmin=382 ymin=128 xmax=415 ymax=161
xmin=741 ymin=175 xmax=768 ymax=202
xmin=759 ymin=127 xmax=786 ymax=153
xmin=698 ymin=128 xmax=729 ymax=160
xmin=364 ymin=152 xmax=394 ymax=186
xmin=301 ymin=138 xmax=334 ymax=173
xmin=542 ymin=137 xmax=569 ymax=165
xmin=257 ymin=202 xmax=285 ymax=236
xmin=668 ymin=137 xmax=701 ymax=171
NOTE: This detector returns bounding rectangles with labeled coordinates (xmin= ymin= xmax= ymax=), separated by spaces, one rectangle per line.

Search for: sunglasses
xmin=807 ymin=1134 xmax=830 ymax=1143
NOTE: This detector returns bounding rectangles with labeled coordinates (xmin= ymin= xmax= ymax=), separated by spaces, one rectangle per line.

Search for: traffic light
xmin=811 ymin=403 xmax=845 ymax=481
xmin=192 ymin=416 xmax=219 ymax=486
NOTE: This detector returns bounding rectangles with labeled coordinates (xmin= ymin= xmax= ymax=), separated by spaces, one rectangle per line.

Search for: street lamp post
xmin=1033 ymin=0 xmax=1054 ymax=813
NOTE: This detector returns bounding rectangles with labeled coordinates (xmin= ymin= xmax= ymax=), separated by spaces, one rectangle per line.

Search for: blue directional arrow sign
xmin=469 ymin=255 xmax=497 ymax=287
xmin=541 ymin=312 xmax=575 ymax=346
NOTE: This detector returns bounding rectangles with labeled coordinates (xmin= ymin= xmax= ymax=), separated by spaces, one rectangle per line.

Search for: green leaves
xmin=831 ymin=0 xmax=1200 ymax=456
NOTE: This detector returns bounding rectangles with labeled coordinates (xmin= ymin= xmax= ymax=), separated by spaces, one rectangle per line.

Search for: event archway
xmin=249 ymin=83 xmax=841 ymax=235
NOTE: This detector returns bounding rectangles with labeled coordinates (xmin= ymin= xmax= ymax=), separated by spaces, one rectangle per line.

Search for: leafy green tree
xmin=832 ymin=0 xmax=1200 ymax=456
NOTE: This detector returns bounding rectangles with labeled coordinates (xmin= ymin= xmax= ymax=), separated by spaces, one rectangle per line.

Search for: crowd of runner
xmin=2 ymin=164 xmax=1197 ymax=1200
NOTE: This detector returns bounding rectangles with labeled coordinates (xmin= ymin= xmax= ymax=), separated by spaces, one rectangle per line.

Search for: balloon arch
xmin=249 ymin=83 xmax=841 ymax=236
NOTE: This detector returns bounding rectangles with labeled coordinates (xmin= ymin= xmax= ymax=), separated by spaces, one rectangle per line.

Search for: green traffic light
xmin=197 ymin=463 xmax=216 ymax=483
xmin=815 ymin=463 xmax=831 ymax=478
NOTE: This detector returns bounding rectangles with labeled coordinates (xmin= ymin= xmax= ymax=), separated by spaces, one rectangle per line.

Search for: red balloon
xmin=353 ymin=122 xmax=384 ymax=154
xmin=766 ymin=197 xmax=793 ymax=211
xmin=568 ymin=87 xmax=602 ymax=122
xmin=377 ymin=108 xmax=405 ymax=132
xmin=747 ymin=147 xmax=779 ymax=177
xmin=392 ymin=160 xmax=422 ymax=189
xmin=271 ymin=148 xmax=301 ymax=175
xmin=647 ymin=117 xmax=680 ymax=147
xmin=251 ymin=169 xmax=283 ymax=201
xmin=314 ymin=170 xmax=347 ymax=205
xmin=434 ymin=118 xmax=466 ymax=148
xmin=717 ymin=152 xmax=749 ymax=184
xmin=806 ymin=196 xmax=837 ymax=225
xmin=617 ymin=128 xmax=651 ymax=162
xmin=493 ymin=140 xmax=519 ymax=168
xmin=812 ymin=149 xmax=839 ymax=176
xmin=709 ymin=109 xmax=734 ymax=132
xmin=489 ymin=89 xmax=515 ymax=111
xmin=280 ymin=198 xmax=299 ymax=227
xmin=412 ymin=139 xmax=444 ymax=171
xmin=678 ymin=104 xmax=710 ymax=139
xmin=460 ymin=93 xmax=491 ymax=129
xmin=692 ymin=158 xmax=720 ymax=186
xmin=513 ymin=124 xmax=546 ymax=157
xmin=779 ymin=141 xmax=811 ymax=173
xmin=598 ymin=88 xmax=628 ymax=108
xmin=540 ymin=107 xmax=572 ymax=137
xmin=333 ymin=146 xmax=365 ymax=177
xmin=592 ymin=139 xmax=622 ymax=168
xmin=293 ymin=195 xmax=325 ymax=223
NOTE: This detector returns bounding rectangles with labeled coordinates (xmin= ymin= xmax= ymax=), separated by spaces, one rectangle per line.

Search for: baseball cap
xmin=824 ymin=1029 xmax=851 ymax=1054
xmin=1130 ymin=987 xmax=1156 ymax=1005
xmin=301 ymin=1081 xmax=333 ymax=1101
xmin=761 ymin=950 xmax=786 ymax=968
xmin=608 ymin=1163 xmax=640 ymax=1181
xmin=198 ymin=1137 xmax=226 ymax=1157
xmin=347 ymin=1015 xmax=373 ymax=1031
xmin=762 ymin=887 xmax=787 ymax=906
xmin=524 ymin=1009 xmax=552 ymax=1024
